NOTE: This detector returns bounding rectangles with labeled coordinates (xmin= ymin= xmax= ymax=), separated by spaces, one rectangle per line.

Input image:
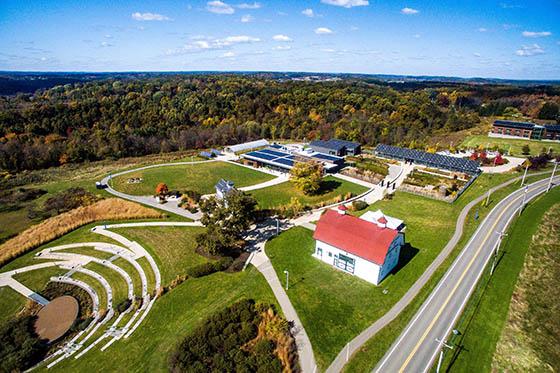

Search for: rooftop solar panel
xmin=244 ymin=151 xmax=277 ymax=161
xmin=260 ymin=149 xmax=290 ymax=157
xmin=275 ymin=158 xmax=294 ymax=167
xmin=312 ymin=153 xmax=343 ymax=162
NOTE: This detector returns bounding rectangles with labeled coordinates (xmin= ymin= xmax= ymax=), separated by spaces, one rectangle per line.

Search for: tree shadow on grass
xmin=316 ymin=180 xmax=342 ymax=195
xmin=391 ymin=243 xmax=419 ymax=274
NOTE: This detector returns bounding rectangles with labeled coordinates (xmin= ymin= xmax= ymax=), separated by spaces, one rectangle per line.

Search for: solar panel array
xmin=312 ymin=152 xmax=344 ymax=163
xmin=244 ymin=148 xmax=296 ymax=169
xmin=375 ymin=144 xmax=480 ymax=174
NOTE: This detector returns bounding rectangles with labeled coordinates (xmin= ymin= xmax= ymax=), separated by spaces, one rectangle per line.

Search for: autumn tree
xmin=155 ymin=183 xmax=168 ymax=196
xmin=290 ymin=161 xmax=323 ymax=195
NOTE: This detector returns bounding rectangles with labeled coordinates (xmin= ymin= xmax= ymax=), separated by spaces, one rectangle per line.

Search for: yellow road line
xmin=398 ymin=183 xmax=541 ymax=372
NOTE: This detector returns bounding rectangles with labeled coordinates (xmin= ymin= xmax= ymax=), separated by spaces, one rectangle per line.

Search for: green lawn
xmin=440 ymin=187 xmax=560 ymax=372
xmin=110 ymin=161 xmax=274 ymax=196
xmin=251 ymin=176 xmax=369 ymax=210
xmin=266 ymin=170 xmax=553 ymax=369
xmin=47 ymin=267 xmax=277 ymax=372
xmin=460 ymin=134 xmax=560 ymax=157
xmin=112 ymin=226 xmax=207 ymax=285
xmin=0 ymin=287 xmax=26 ymax=324
xmin=84 ymin=262 xmax=130 ymax=307
xmin=71 ymin=271 xmax=109 ymax=312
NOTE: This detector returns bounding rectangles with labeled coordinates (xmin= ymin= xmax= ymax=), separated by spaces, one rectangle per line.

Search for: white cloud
xmin=131 ymin=12 xmax=171 ymax=21
xmin=206 ymin=1 xmax=235 ymax=14
xmin=515 ymin=44 xmax=545 ymax=57
xmin=236 ymin=2 xmax=261 ymax=9
xmin=166 ymin=34 xmax=260 ymax=55
xmin=522 ymin=31 xmax=552 ymax=38
xmin=104 ymin=34 xmax=113 ymax=39
xmin=100 ymin=41 xmax=113 ymax=47
xmin=222 ymin=51 xmax=236 ymax=57
xmin=273 ymin=45 xmax=291 ymax=51
xmin=302 ymin=8 xmax=314 ymax=17
xmin=321 ymin=48 xmax=336 ymax=53
xmin=413 ymin=34 xmax=421 ymax=38
xmin=350 ymin=26 xmax=359 ymax=31
xmin=473 ymin=52 xmax=481 ymax=57
xmin=315 ymin=27 xmax=333 ymax=35
xmin=478 ymin=27 xmax=487 ymax=32
xmin=273 ymin=34 xmax=292 ymax=42
xmin=321 ymin=0 xmax=368 ymax=8
xmin=241 ymin=14 xmax=254 ymax=22
xmin=401 ymin=7 xmax=419 ymax=15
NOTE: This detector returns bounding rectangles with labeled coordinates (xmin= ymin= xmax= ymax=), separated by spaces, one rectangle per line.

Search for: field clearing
xmin=251 ymin=176 xmax=369 ymax=210
xmin=461 ymin=134 xmax=560 ymax=156
xmin=113 ymin=226 xmax=207 ymax=285
xmin=111 ymin=161 xmax=274 ymax=196
xmin=48 ymin=267 xmax=278 ymax=372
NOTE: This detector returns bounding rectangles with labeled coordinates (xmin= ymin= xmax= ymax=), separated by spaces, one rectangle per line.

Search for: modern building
xmin=309 ymin=139 xmax=361 ymax=157
xmin=241 ymin=146 xmax=344 ymax=173
xmin=375 ymin=144 xmax=480 ymax=174
xmin=312 ymin=207 xmax=405 ymax=285
xmin=215 ymin=179 xmax=235 ymax=199
xmin=490 ymin=120 xmax=545 ymax=140
xmin=224 ymin=139 xmax=269 ymax=154
xmin=543 ymin=125 xmax=560 ymax=141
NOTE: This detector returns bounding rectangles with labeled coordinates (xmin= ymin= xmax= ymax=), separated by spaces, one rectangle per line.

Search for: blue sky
xmin=1 ymin=0 xmax=559 ymax=79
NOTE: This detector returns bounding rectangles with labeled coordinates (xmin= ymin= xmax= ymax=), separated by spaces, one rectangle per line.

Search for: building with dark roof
xmin=313 ymin=207 xmax=404 ymax=285
xmin=240 ymin=146 xmax=344 ymax=173
xmin=490 ymin=120 xmax=545 ymax=140
xmin=375 ymin=144 xmax=480 ymax=174
xmin=309 ymin=139 xmax=361 ymax=156
xmin=544 ymin=125 xmax=560 ymax=141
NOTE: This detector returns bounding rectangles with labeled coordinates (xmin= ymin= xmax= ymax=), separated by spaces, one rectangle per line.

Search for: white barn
xmin=312 ymin=207 xmax=404 ymax=285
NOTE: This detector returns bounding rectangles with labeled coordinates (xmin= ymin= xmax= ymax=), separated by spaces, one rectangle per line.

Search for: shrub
xmin=352 ymin=200 xmax=368 ymax=211
xmin=0 ymin=316 xmax=49 ymax=372
xmin=186 ymin=257 xmax=233 ymax=278
xmin=116 ymin=299 xmax=132 ymax=314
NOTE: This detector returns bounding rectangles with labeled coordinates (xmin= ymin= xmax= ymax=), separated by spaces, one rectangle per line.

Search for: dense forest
xmin=0 ymin=74 xmax=559 ymax=172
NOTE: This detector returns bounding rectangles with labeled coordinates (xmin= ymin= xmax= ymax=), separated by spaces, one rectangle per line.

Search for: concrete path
xmin=332 ymin=173 xmax=376 ymax=188
xmin=238 ymin=174 xmax=290 ymax=191
xmin=481 ymin=156 xmax=525 ymax=174
xmin=0 ymin=277 xmax=50 ymax=306
xmin=51 ymin=276 xmax=100 ymax=315
xmin=325 ymin=170 xmax=553 ymax=373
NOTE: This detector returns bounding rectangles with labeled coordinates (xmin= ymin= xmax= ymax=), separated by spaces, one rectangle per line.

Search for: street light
xmin=490 ymin=231 xmax=508 ymax=275
xmin=435 ymin=338 xmax=454 ymax=373
xmin=546 ymin=160 xmax=558 ymax=193
xmin=283 ymin=270 xmax=289 ymax=290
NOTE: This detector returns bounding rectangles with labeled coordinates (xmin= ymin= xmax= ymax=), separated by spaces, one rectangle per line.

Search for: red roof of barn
xmin=313 ymin=210 xmax=399 ymax=265
xmin=378 ymin=216 xmax=388 ymax=224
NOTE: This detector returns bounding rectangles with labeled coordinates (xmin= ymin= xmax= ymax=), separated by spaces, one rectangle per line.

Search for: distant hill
xmin=0 ymin=71 xmax=558 ymax=96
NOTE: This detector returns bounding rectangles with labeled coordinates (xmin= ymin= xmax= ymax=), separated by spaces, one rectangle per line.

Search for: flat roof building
xmin=309 ymin=139 xmax=361 ymax=157
xmin=224 ymin=139 xmax=269 ymax=154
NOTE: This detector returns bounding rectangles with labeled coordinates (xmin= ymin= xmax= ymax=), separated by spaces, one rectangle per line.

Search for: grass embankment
xmin=47 ymin=267 xmax=278 ymax=372
xmin=342 ymin=172 xmax=554 ymax=372
xmin=266 ymin=170 xmax=551 ymax=369
xmin=461 ymin=134 xmax=560 ymax=156
xmin=0 ymin=199 xmax=163 ymax=266
xmin=112 ymin=226 xmax=207 ymax=286
xmin=111 ymin=161 xmax=274 ymax=196
xmin=251 ymin=176 xmax=368 ymax=210
xmin=440 ymin=188 xmax=560 ymax=372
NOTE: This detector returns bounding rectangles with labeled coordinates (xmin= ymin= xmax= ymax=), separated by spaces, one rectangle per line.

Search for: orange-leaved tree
xmin=155 ymin=183 xmax=169 ymax=196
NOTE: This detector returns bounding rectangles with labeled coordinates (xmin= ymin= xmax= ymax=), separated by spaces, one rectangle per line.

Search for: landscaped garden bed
xmin=400 ymin=167 xmax=472 ymax=202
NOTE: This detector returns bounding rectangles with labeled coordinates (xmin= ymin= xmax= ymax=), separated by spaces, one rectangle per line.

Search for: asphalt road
xmin=374 ymin=175 xmax=559 ymax=373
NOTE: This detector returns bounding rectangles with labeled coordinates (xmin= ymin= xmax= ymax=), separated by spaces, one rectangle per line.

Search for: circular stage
xmin=35 ymin=295 xmax=79 ymax=342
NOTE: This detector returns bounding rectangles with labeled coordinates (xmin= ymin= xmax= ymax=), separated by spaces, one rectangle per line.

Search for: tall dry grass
xmin=0 ymin=198 xmax=163 ymax=266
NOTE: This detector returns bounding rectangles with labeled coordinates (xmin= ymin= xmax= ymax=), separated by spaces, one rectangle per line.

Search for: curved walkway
xmin=326 ymin=170 xmax=552 ymax=373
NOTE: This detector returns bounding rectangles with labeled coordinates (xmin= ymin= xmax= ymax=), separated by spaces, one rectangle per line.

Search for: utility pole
xmin=435 ymin=338 xmax=454 ymax=373
xmin=485 ymin=188 xmax=491 ymax=206
xmin=283 ymin=270 xmax=289 ymax=290
xmin=546 ymin=161 xmax=558 ymax=192
xmin=519 ymin=185 xmax=529 ymax=217
xmin=490 ymin=231 xmax=508 ymax=275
